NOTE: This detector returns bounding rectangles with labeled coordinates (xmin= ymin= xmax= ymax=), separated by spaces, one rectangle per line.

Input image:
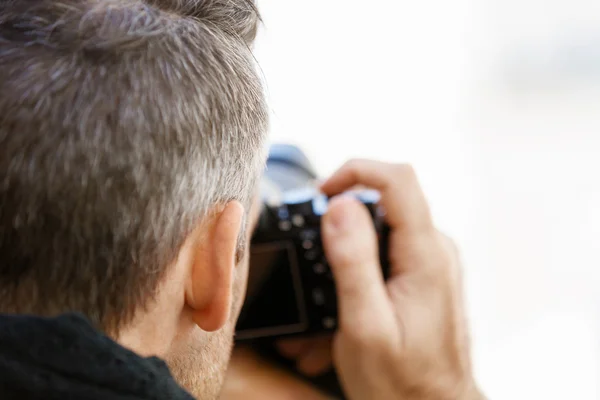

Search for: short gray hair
xmin=0 ymin=0 xmax=268 ymax=333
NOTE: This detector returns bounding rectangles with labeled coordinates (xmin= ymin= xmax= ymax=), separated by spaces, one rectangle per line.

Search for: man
xmin=0 ymin=1 xmax=485 ymax=399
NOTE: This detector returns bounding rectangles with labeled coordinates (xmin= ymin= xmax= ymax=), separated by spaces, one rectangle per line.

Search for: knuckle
xmin=393 ymin=163 xmax=417 ymax=181
xmin=437 ymin=231 xmax=461 ymax=260
xmin=433 ymin=232 xmax=464 ymax=283
xmin=408 ymin=232 xmax=459 ymax=285
xmin=342 ymin=158 xmax=364 ymax=171
xmin=329 ymin=248 xmax=356 ymax=269
xmin=341 ymin=158 xmax=369 ymax=178
xmin=337 ymin=270 xmax=380 ymax=298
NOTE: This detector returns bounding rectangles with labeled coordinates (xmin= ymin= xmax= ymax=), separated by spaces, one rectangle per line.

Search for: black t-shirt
xmin=0 ymin=313 xmax=194 ymax=400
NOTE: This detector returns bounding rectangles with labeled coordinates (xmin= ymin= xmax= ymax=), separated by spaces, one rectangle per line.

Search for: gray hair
xmin=0 ymin=0 xmax=268 ymax=333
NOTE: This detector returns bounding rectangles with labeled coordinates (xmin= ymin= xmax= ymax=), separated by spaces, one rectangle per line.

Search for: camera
xmin=235 ymin=144 xmax=390 ymax=341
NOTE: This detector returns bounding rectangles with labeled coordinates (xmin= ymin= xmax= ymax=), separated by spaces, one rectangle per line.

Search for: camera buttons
xmin=278 ymin=220 xmax=292 ymax=231
xmin=291 ymin=214 xmax=305 ymax=227
xmin=312 ymin=288 xmax=325 ymax=306
xmin=313 ymin=263 xmax=326 ymax=275
xmin=300 ymin=229 xmax=318 ymax=241
xmin=277 ymin=207 xmax=289 ymax=220
xmin=304 ymin=249 xmax=319 ymax=261
xmin=322 ymin=317 xmax=336 ymax=330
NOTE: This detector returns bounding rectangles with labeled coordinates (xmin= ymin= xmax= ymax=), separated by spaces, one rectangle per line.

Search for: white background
xmin=254 ymin=1 xmax=600 ymax=398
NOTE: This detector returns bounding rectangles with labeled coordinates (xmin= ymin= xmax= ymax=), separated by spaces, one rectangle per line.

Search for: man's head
xmin=0 ymin=0 xmax=267 ymax=397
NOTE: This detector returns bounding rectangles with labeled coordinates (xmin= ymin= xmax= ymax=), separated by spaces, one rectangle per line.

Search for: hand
xmin=276 ymin=334 xmax=333 ymax=377
xmin=281 ymin=160 xmax=483 ymax=400
xmin=220 ymin=346 xmax=331 ymax=400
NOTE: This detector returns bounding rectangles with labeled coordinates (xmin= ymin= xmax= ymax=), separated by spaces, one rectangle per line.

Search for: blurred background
xmin=253 ymin=0 xmax=600 ymax=398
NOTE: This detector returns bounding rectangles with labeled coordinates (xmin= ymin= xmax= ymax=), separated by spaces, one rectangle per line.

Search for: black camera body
xmin=235 ymin=145 xmax=390 ymax=341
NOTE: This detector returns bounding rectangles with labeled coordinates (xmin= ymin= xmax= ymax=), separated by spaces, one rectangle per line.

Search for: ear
xmin=186 ymin=201 xmax=245 ymax=332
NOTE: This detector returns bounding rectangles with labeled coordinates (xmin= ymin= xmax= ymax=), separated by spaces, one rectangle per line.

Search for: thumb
xmin=322 ymin=196 xmax=393 ymax=333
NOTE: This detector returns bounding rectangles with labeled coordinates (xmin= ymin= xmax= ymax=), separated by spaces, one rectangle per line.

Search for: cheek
xmin=166 ymin=329 xmax=232 ymax=399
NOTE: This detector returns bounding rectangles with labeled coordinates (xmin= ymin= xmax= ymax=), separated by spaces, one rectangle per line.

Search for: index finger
xmin=320 ymin=159 xmax=433 ymax=233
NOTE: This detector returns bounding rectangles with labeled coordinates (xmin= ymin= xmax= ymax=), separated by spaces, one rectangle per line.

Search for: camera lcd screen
xmin=236 ymin=242 xmax=308 ymax=339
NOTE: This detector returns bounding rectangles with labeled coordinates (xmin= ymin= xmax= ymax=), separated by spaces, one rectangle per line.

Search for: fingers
xmin=276 ymin=337 xmax=311 ymax=359
xmin=277 ymin=337 xmax=333 ymax=376
xmin=320 ymin=160 xmax=433 ymax=233
xmin=225 ymin=347 xmax=335 ymax=400
xmin=296 ymin=337 xmax=333 ymax=376
xmin=322 ymin=196 xmax=395 ymax=335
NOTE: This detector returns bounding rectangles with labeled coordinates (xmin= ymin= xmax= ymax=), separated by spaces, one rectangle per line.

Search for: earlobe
xmin=188 ymin=201 xmax=245 ymax=332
